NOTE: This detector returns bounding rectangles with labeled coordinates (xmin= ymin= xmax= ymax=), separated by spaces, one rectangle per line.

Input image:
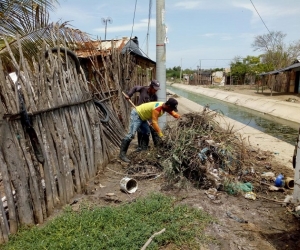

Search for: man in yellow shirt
xmin=119 ymin=98 xmax=180 ymax=162
xmin=126 ymin=80 xmax=160 ymax=151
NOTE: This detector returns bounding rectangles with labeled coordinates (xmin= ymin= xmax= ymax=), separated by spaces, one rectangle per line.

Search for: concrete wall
xmin=212 ymin=71 xmax=225 ymax=86
xmin=171 ymin=83 xmax=300 ymax=125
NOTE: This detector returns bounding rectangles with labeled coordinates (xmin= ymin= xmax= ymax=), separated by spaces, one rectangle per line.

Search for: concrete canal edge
xmin=170 ymin=83 xmax=300 ymax=125
xmin=167 ymin=84 xmax=297 ymax=168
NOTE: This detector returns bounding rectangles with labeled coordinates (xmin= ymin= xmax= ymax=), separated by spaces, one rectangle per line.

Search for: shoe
xmin=119 ymin=139 xmax=131 ymax=162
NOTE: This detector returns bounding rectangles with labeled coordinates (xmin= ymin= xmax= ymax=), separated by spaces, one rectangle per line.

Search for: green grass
xmin=1 ymin=193 xmax=214 ymax=250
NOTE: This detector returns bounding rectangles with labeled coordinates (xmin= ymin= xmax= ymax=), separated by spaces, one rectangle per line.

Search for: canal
xmin=167 ymin=85 xmax=299 ymax=145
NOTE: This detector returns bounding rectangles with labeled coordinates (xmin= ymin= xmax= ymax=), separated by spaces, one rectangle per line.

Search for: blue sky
xmin=49 ymin=0 xmax=300 ymax=70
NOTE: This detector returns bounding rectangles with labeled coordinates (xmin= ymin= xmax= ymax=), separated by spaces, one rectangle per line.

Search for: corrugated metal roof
xmin=76 ymin=37 xmax=131 ymax=58
xmin=121 ymin=40 xmax=143 ymax=57
xmin=260 ymin=62 xmax=300 ymax=76
xmin=260 ymin=70 xmax=280 ymax=76
xmin=280 ymin=62 xmax=300 ymax=71
xmin=75 ymin=36 xmax=156 ymax=67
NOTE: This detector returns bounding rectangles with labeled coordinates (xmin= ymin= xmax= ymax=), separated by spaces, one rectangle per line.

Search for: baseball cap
xmin=165 ymin=97 xmax=178 ymax=112
xmin=150 ymin=80 xmax=160 ymax=90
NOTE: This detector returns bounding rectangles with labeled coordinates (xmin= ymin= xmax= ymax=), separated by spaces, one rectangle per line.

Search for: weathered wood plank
xmin=37 ymin=116 xmax=55 ymax=215
xmin=79 ymin=106 xmax=94 ymax=178
xmin=69 ymin=106 xmax=88 ymax=186
xmin=41 ymin=113 xmax=64 ymax=207
xmin=58 ymin=109 xmax=74 ymax=201
xmin=0 ymin=194 xmax=9 ymax=243
xmin=16 ymin=124 xmax=44 ymax=224
xmin=64 ymin=109 xmax=82 ymax=193
xmin=49 ymin=110 xmax=72 ymax=204
xmin=0 ymin=150 xmax=18 ymax=234
xmin=85 ymin=103 xmax=103 ymax=173
xmin=4 ymin=123 xmax=34 ymax=226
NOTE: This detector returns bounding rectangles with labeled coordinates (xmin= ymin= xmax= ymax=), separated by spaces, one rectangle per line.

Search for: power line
xmin=146 ymin=0 xmax=152 ymax=56
xmin=130 ymin=0 xmax=138 ymax=39
xmin=250 ymin=0 xmax=271 ymax=35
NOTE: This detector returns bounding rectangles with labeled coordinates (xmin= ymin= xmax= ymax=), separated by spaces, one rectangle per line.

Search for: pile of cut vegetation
xmin=156 ymin=111 xmax=253 ymax=189
xmin=128 ymin=110 xmax=293 ymax=195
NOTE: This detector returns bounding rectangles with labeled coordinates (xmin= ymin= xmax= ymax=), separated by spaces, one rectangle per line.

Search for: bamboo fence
xmin=0 ymin=39 xmax=144 ymax=243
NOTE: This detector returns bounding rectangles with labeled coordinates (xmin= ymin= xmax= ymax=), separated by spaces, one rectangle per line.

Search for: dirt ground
xmin=66 ymin=86 xmax=300 ymax=250
xmin=2 ymin=84 xmax=296 ymax=249
xmin=71 ymin=136 xmax=299 ymax=250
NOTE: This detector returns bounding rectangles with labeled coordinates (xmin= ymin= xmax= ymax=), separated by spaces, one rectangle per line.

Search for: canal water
xmin=167 ymin=85 xmax=299 ymax=145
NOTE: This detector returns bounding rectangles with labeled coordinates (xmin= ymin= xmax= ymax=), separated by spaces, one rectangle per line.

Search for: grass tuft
xmin=1 ymin=193 xmax=214 ymax=250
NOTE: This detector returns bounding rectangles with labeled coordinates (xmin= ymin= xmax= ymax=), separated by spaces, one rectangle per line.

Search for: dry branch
xmin=141 ymin=228 xmax=166 ymax=250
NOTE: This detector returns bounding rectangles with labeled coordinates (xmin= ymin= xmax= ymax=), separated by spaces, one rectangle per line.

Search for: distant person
xmin=119 ymin=98 xmax=180 ymax=162
xmin=125 ymin=80 xmax=161 ymax=150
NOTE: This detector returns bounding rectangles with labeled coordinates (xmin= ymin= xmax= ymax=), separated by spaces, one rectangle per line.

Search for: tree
xmin=230 ymin=55 xmax=269 ymax=85
xmin=183 ymin=68 xmax=194 ymax=75
xmin=287 ymin=40 xmax=300 ymax=62
xmin=0 ymin=0 xmax=89 ymax=70
xmin=252 ymin=31 xmax=300 ymax=70
xmin=166 ymin=66 xmax=181 ymax=79
xmin=230 ymin=56 xmax=247 ymax=84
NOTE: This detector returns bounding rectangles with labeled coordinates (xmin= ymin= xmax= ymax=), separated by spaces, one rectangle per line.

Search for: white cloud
xmin=220 ymin=35 xmax=233 ymax=41
xmin=174 ymin=1 xmax=202 ymax=9
xmin=201 ymin=33 xmax=232 ymax=40
xmin=202 ymin=33 xmax=217 ymax=37
xmin=232 ymin=1 xmax=300 ymax=25
xmin=50 ymin=6 xmax=98 ymax=23
xmin=172 ymin=0 xmax=237 ymax=10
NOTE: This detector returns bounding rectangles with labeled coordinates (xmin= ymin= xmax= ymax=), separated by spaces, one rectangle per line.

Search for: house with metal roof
xmin=259 ymin=61 xmax=300 ymax=94
xmin=75 ymin=36 xmax=156 ymax=84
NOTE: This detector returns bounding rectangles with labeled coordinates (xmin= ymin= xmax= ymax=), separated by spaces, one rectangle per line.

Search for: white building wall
xmin=212 ymin=71 xmax=225 ymax=86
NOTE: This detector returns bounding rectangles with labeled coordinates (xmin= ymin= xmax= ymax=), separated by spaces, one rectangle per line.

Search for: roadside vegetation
xmin=1 ymin=193 xmax=214 ymax=250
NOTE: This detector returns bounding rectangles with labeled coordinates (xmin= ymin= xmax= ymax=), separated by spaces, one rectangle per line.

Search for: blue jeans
xmin=124 ymin=109 xmax=150 ymax=140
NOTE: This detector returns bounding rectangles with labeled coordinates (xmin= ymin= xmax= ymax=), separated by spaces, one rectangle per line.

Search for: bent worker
xmin=119 ymin=98 xmax=180 ymax=163
xmin=126 ymin=79 xmax=160 ymax=105
xmin=126 ymin=80 xmax=160 ymax=150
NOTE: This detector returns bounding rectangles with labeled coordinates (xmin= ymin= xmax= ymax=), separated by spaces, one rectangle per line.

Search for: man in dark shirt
xmin=125 ymin=80 xmax=161 ymax=151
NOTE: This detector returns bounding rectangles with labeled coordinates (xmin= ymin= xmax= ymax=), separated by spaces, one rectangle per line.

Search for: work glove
xmin=157 ymin=135 xmax=166 ymax=146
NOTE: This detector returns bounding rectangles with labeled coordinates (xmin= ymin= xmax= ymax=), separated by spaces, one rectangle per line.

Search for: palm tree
xmin=0 ymin=0 xmax=89 ymax=70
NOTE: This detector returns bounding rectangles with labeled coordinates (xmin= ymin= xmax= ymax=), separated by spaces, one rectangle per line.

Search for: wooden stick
xmin=256 ymin=195 xmax=286 ymax=203
xmin=0 ymin=145 xmax=18 ymax=234
xmin=141 ymin=228 xmax=166 ymax=250
xmin=107 ymin=167 xmax=124 ymax=176
xmin=122 ymin=91 xmax=137 ymax=108
xmin=122 ymin=91 xmax=153 ymax=127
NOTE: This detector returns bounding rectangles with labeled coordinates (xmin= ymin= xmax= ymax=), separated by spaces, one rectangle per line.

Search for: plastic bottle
xmin=274 ymin=174 xmax=284 ymax=187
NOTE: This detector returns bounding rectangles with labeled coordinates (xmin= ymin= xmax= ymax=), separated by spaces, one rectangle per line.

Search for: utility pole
xmin=156 ymin=0 xmax=166 ymax=128
xmin=199 ymin=59 xmax=201 ymax=85
xmin=101 ymin=17 xmax=113 ymax=40
xmin=197 ymin=65 xmax=199 ymax=85
xmin=179 ymin=58 xmax=182 ymax=82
